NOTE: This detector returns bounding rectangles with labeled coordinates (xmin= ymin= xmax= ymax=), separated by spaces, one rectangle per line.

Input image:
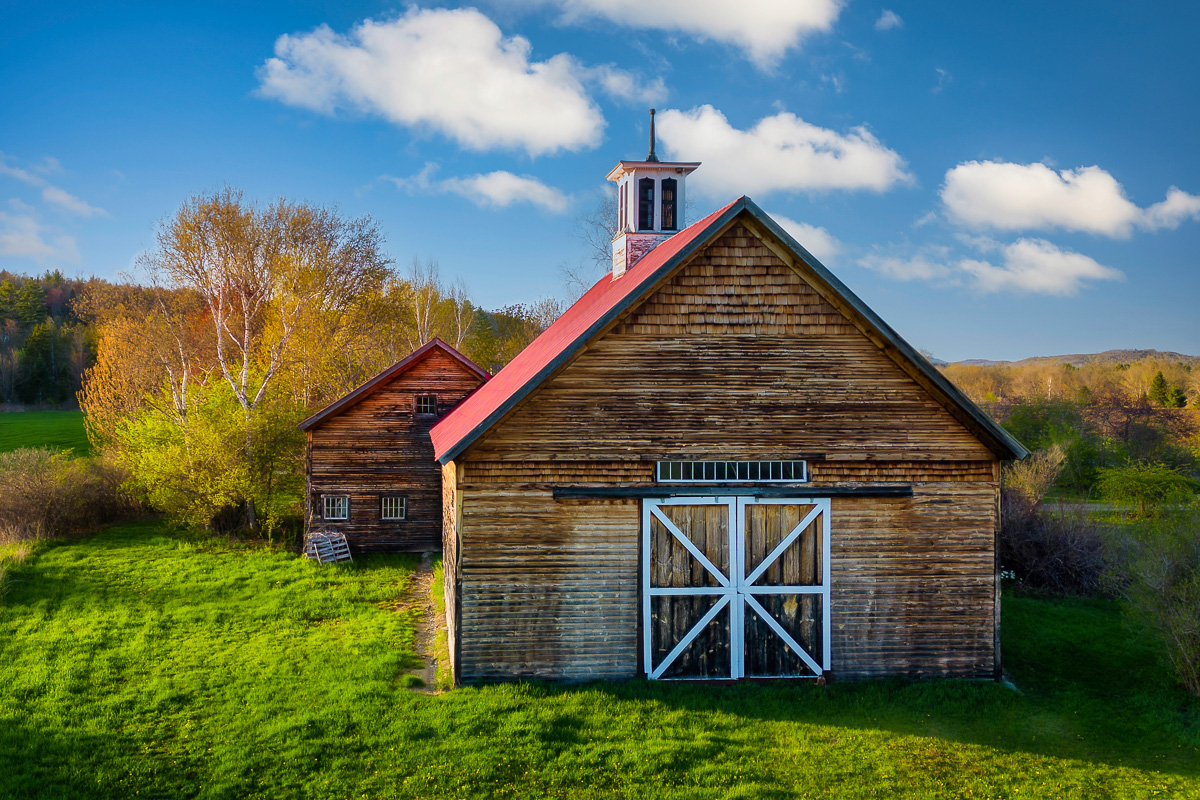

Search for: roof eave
xmin=605 ymin=161 xmax=703 ymax=182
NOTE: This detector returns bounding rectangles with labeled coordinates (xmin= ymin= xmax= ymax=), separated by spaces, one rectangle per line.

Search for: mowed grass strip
xmin=0 ymin=410 xmax=90 ymax=455
xmin=1 ymin=521 xmax=1197 ymax=800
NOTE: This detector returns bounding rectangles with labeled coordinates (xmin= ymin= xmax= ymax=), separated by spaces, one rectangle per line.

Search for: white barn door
xmin=643 ymin=497 xmax=831 ymax=680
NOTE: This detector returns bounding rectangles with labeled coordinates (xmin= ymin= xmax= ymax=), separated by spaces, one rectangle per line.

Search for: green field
xmin=1 ymin=521 xmax=1197 ymax=799
xmin=0 ymin=410 xmax=89 ymax=455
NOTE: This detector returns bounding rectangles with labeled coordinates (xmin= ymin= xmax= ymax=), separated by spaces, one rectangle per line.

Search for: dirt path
xmin=403 ymin=552 xmax=439 ymax=692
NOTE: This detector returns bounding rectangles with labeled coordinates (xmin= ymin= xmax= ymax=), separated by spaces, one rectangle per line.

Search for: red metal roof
xmin=430 ymin=199 xmax=743 ymax=462
xmin=299 ymin=337 xmax=489 ymax=431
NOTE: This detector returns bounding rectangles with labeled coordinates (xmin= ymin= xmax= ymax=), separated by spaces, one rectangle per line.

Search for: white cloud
xmin=932 ymin=67 xmax=951 ymax=93
xmin=657 ymin=105 xmax=913 ymax=199
xmin=385 ymin=164 xmax=569 ymax=213
xmin=875 ymin=10 xmax=903 ymax=30
xmin=859 ymin=252 xmax=955 ymax=282
xmin=0 ymin=158 xmax=39 ymax=186
xmin=820 ymin=73 xmax=845 ymax=93
xmin=1143 ymin=187 xmax=1200 ymax=230
xmin=960 ymin=238 xmax=1124 ymax=295
xmin=860 ymin=238 xmax=1123 ymax=295
xmin=0 ymin=211 xmax=80 ymax=263
xmin=538 ymin=0 xmax=843 ymax=68
xmin=773 ymin=215 xmax=841 ymax=263
xmin=0 ymin=152 xmax=107 ymax=217
xmin=585 ymin=65 xmax=667 ymax=105
xmin=41 ymin=186 xmax=107 ymax=217
xmin=941 ymin=160 xmax=1200 ymax=237
xmin=257 ymin=8 xmax=608 ymax=157
xmin=441 ymin=171 xmax=570 ymax=213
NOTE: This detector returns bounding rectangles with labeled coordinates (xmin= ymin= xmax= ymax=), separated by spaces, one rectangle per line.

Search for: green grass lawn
xmin=2 ymin=521 xmax=1197 ymax=799
xmin=0 ymin=410 xmax=89 ymax=455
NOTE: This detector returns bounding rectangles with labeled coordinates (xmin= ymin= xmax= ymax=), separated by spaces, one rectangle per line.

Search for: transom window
xmin=414 ymin=394 xmax=438 ymax=415
xmin=322 ymin=495 xmax=349 ymax=520
xmin=656 ymin=460 xmax=808 ymax=483
xmin=381 ymin=496 xmax=406 ymax=520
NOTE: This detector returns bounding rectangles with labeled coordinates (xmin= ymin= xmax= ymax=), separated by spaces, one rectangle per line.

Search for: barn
xmin=303 ymin=136 xmax=1027 ymax=684
xmin=428 ymin=146 xmax=1027 ymax=684
xmin=300 ymin=338 xmax=489 ymax=554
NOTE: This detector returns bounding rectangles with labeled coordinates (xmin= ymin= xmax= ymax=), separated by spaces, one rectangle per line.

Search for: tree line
xmin=0 ymin=270 xmax=100 ymax=406
xmin=941 ymin=357 xmax=1199 ymax=500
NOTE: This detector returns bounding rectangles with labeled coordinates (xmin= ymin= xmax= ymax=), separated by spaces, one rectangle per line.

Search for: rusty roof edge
xmin=435 ymin=198 xmax=749 ymax=464
xmin=298 ymin=337 xmax=490 ymax=432
xmin=741 ymin=197 xmax=1029 ymax=461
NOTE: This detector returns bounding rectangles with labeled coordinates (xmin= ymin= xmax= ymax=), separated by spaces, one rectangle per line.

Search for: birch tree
xmin=140 ymin=188 xmax=389 ymax=528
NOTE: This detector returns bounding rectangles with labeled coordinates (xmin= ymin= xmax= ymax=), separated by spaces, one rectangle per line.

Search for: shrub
xmin=1000 ymin=445 xmax=1107 ymax=594
xmin=1119 ymin=507 xmax=1200 ymax=696
xmin=114 ymin=381 xmax=305 ymax=535
xmin=1097 ymin=463 xmax=1197 ymax=517
xmin=1001 ymin=500 xmax=1107 ymax=595
xmin=0 ymin=447 xmax=140 ymax=541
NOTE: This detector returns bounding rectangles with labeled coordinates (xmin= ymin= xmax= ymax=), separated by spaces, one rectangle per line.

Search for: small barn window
xmin=655 ymin=460 xmax=808 ymax=483
xmin=381 ymin=496 xmax=406 ymax=520
xmin=322 ymin=494 xmax=349 ymax=520
xmin=638 ymin=178 xmax=655 ymax=231
xmin=661 ymin=178 xmax=677 ymax=231
xmin=414 ymin=394 xmax=438 ymax=415
xmin=619 ymin=182 xmax=626 ymax=230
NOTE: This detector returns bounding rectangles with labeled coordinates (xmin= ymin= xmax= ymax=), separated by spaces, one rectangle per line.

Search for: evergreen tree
xmin=1166 ymin=386 xmax=1188 ymax=408
xmin=1148 ymin=371 xmax=1170 ymax=405
xmin=15 ymin=280 xmax=46 ymax=327
xmin=0 ymin=280 xmax=15 ymax=322
xmin=16 ymin=320 xmax=73 ymax=403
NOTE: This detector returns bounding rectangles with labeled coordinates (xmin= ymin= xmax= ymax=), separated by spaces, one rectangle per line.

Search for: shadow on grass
xmin=481 ymin=674 xmax=1199 ymax=781
xmin=0 ymin=716 xmax=198 ymax=800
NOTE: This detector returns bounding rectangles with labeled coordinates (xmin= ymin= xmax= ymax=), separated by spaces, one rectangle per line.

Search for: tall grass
xmin=0 ymin=447 xmax=140 ymax=541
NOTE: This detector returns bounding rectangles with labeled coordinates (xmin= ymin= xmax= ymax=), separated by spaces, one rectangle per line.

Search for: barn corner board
xmin=304 ymin=126 xmax=1027 ymax=686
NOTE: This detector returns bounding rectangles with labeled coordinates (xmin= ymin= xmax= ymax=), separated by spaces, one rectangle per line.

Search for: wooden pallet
xmin=303 ymin=531 xmax=353 ymax=564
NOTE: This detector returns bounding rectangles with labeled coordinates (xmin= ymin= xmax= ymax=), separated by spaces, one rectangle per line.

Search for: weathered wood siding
xmin=455 ymin=480 xmax=640 ymax=680
xmin=830 ymin=486 xmax=997 ymax=679
xmin=307 ymin=350 xmax=484 ymax=553
xmin=454 ymin=222 xmax=1001 ymax=681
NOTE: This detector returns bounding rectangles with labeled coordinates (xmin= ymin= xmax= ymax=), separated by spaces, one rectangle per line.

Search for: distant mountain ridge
xmin=949 ymin=349 xmax=1200 ymax=368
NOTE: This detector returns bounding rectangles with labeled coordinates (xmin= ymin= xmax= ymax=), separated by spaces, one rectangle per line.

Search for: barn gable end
xmin=440 ymin=211 xmax=1016 ymax=682
xmin=303 ymin=339 xmax=488 ymax=554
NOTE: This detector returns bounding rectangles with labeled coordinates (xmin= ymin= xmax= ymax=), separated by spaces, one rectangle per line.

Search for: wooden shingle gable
xmin=432 ymin=198 xmax=1028 ymax=464
xmin=299 ymin=337 xmax=489 ymax=432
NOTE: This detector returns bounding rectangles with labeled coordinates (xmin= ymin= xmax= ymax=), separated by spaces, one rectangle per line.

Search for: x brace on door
xmin=642 ymin=496 xmax=831 ymax=680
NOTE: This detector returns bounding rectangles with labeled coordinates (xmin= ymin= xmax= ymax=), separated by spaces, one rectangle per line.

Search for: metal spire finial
xmin=646 ymin=108 xmax=660 ymax=162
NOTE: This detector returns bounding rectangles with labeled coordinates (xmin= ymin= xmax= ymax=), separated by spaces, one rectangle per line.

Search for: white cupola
xmin=606 ymin=109 xmax=700 ymax=278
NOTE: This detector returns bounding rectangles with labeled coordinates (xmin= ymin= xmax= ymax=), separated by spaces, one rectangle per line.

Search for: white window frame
xmin=414 ymin=394 xmax=438 ymax=415
xmin=381 ymin=495 xmax=406 ymax=520
xmin=321 ymin=494 xmax=349 ymax=521
xmin=656 ymin=460 xmax=808 ymax=484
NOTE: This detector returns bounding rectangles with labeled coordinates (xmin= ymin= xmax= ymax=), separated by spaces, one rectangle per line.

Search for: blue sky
xmin=2 ymin=0 xmax=1198 ymax=360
